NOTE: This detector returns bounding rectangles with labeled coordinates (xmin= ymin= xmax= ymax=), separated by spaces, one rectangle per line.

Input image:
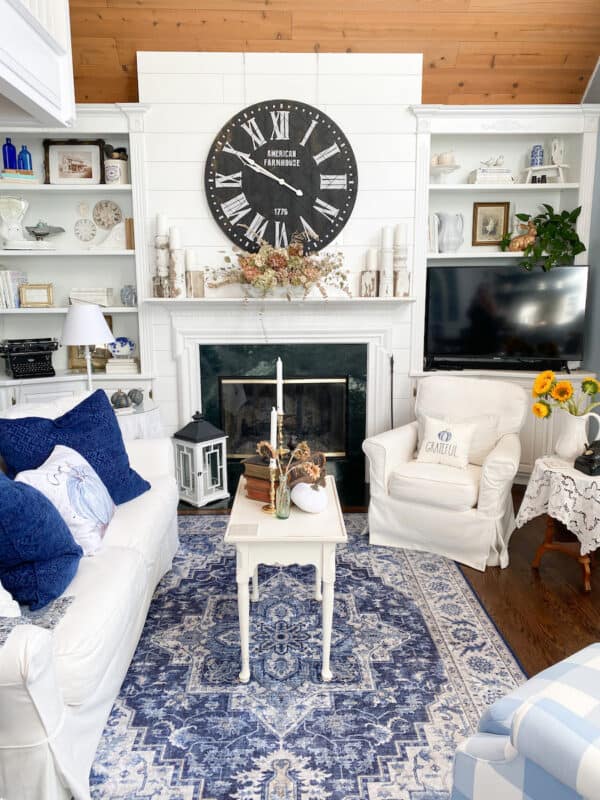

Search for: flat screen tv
xmin=425 ymin=265 xmax=589 ymax=370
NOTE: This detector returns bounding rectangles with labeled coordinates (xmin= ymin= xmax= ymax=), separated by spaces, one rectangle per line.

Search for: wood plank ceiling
xmin=70 ymin=0 xmax=600 ymax=105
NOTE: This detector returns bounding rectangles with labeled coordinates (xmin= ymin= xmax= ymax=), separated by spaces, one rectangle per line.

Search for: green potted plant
xmin=500 ymin=204 xmax=586 ymax=272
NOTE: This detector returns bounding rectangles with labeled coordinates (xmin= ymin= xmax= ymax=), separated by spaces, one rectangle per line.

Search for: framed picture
xmin=472 ymin=202 xmax=510 ymax=246
xmin=19 ymin=283 xmax=53 ymax=308
xmin=68 ymin=314 xmax=113 ymax=372
xmin=44 ymin=139 xmax=105 ymax=185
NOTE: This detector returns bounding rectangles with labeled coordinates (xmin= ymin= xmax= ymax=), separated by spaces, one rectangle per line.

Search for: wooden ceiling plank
xmin=425 ymin=67 xmax=592 ymax=94
xmin=106 ymin=0 xmax=471 ymax=9
xmin=72 ymin=37 xmax=122 ymax=71
xmin=70 ymin=8 xmax=292 ymax=41
xmin=291 ymin=11 xmax=600 ymax=43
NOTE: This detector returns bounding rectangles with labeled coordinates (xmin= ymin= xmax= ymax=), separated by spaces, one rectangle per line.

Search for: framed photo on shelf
xmin=472 ymin=202 xmax=510 ymax=246
xmin=68 ymin=314 xmax=113 ymax=373
xmin=44 ymin=139 xmax=105 ymax=185
xmin=19 ymin=283 xmax=53 ymax=308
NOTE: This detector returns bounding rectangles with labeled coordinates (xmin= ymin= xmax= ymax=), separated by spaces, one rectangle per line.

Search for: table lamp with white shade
xmin=62 ymin=304 xmax=115 ymax=391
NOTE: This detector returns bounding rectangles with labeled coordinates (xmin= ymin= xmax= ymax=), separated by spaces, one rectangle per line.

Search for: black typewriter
xmin=0 ymin=338 xmax=59 ymax=379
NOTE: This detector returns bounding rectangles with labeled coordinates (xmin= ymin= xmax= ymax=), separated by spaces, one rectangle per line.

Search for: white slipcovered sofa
xmin=0 ymin=398 xmax=179 ymax=800
xmin=363 ymin=375 xmax=527 ymax=571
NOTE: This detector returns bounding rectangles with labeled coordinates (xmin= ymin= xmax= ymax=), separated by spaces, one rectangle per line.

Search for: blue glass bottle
xmin=17 ymin=145 xmax=32 ymax=171
xmin=2 ymin=138 xmax=16 ymax=170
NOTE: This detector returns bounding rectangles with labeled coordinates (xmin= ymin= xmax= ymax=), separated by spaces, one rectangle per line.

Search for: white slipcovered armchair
xmin=362 ymin=376 xmax=527 ymax=570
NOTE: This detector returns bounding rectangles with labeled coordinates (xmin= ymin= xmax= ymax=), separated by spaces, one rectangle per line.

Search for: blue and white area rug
xmin=91 ymin=515 xmax=524 ymax=799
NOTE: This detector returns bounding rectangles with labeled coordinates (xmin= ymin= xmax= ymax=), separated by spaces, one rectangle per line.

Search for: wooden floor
xmin=461 ymin=486 xmax=600 ymax=678
xmin=180 ymin=484 xmax=600 ymax=679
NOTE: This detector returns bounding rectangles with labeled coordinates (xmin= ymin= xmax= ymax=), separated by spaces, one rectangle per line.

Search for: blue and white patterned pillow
xmin=16 ymin=445 xmax=115 ymax=556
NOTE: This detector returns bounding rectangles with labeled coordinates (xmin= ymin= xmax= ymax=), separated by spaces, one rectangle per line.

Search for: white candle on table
xmin=276 ymin=357 xmax=284 ymax=413
xmin=366 ymin=248 xmax=378 ymax=270
xmin=270 ymin=406 xmax=278 ymax=451
xmin=381 ymin=226 xmax=393 ymax=249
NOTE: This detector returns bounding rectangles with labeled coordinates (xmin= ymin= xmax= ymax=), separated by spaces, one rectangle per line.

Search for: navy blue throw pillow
xmin=0 ymin=390 xmax=150 ymax=505
xmin=0 ymin=473 xmax=82 ymax=610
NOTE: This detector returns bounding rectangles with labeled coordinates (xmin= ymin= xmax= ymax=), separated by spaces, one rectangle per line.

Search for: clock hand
xmin=224 ymin=144 xmax=303 ymax=196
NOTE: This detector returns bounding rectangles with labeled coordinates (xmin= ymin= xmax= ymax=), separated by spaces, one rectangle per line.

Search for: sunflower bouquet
xmin=531 ymin=371 xmax=600 ymax=419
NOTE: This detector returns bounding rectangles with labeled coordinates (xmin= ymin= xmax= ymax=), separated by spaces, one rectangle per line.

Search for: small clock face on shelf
xmin=93 ymin=200 xmax=123 ymax=230
xmin=74 ymin=217 xmax=97 ymax=243
xmin=204 ymin=99 xmax=358 ymax=252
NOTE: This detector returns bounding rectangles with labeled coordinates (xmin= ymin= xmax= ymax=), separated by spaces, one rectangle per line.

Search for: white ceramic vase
xmin=554 ymin=412 xmax=600 ymax=462
xmin=435 ymin=212 xmax=464 ymax=253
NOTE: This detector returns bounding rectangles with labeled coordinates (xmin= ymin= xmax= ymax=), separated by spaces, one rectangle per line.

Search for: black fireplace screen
xmin=219 ymin=377 xmax=348 ymax=458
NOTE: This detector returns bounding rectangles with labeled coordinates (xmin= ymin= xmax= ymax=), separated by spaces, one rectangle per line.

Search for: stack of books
xmin=242 ymin=455 xmax=278 ymax=503
xmin=468 ymin=167 xmax=514 ymax=185
xmin=105 ymin=357 xmax=139 ymax=375
xmin=0 ymin=169 xmax=38 ymax=184
xmin=0 ymin=269 xmax=27 ymax=308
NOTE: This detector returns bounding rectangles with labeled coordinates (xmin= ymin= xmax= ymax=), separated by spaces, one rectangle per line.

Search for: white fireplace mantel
xmin=164 ymin=301 xmax=413 ymax=440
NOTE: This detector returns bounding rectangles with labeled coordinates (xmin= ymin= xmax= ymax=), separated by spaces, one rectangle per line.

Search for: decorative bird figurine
xmin=480 ymin=155 xmax=504 ymax=167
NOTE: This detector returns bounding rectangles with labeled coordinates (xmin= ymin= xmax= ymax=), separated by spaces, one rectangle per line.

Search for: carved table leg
xmin=532 ymin=516 xmax=556 ymax=570
xmin=321 ymin=544 xmax=336 ymax=682
xmin=532 ymin=516 xmax=593 ymax=592
xmin=315 ymin=561 xmax=322 ymax=602
xmin=237 ymin=579 xmax=251 ymax=683
xmin=251 ymin=566 xmax=259 ymax=602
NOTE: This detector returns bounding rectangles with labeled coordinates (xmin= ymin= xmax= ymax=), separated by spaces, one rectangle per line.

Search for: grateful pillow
xmin=16 ymin=445 xmax=115 ymax=556
xmin=416 ymin=415 xmax=475 ymax=470
xmin=0 ymin=473 xmax=82 ymax=610
xmin=0 ymin=389 xmax=149 ymax=505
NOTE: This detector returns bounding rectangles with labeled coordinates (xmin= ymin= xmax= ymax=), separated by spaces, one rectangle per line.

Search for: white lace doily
xmin=516 ymin=456 xmax=600 ymax=555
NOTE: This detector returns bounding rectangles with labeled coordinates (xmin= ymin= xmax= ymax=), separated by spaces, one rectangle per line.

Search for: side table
xmin=516 ymin=456 xmax=600 ymax=592
xmin=115 ymin=402 xmax=164 ymax=441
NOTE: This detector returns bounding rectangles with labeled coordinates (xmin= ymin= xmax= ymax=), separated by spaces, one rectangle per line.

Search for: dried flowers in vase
xmin=209 ymin=235 xmax=350 ymax=299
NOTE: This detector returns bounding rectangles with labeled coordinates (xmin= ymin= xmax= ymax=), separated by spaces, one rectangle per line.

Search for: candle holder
xmin=262 ymin=463 xmax=277 ymax=515
xmin=277 ymin=413 xmax=289 ymax=457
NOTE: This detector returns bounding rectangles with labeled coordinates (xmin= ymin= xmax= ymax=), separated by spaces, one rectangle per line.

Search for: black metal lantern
xmin=173 ymin=412 xmax=229 ymax=507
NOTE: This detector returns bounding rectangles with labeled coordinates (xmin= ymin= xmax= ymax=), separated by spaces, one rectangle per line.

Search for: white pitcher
xmin=435 ymin=212 xmax=464 ymax=253
xmin=554 ymin=413 xmax=600 ymax=462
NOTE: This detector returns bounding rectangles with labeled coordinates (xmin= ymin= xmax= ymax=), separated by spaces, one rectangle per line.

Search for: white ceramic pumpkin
xmin=291 ymin=482 xmax=328 ymax=514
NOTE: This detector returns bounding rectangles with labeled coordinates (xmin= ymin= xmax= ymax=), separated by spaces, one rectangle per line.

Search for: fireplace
xmin=199 ymin=343 xmax=367 ymax=505
xmin=220 ymin=376 xmax=348 ymax=458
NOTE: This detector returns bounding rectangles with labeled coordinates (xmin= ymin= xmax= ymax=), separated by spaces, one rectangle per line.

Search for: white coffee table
xmin=224 ymin=475 xmax=347 ymax=683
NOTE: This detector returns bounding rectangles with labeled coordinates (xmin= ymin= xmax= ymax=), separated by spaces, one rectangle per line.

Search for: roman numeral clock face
xmin=205 ymin=100 xmax=358 ymax=252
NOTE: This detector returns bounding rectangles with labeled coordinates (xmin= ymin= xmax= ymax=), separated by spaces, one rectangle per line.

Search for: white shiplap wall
xmin=137 ymin=52 xmax=422 ymax=434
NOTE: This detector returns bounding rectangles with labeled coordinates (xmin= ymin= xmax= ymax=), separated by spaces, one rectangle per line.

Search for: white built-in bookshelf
xmin=0 ymin=104 xmax=151 ymax=408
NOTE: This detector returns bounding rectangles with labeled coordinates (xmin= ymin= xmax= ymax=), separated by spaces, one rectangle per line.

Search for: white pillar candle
xmin=276 ymin=357 xmax=284 ymax=413
xmin=185 ymin=248 xmax=195 ymax=269
xmin=270 ymin=406 xmax=278 ymax=451
xmin=394 ymin=223 xmax=406 ymax=248
xmin=156 ymin=214 xmax=168 ymax=236
xmin=381 ymin=226 xmax=393 ymax=249
xmin=366 ymin=248 xmax=378 ymax=270
xmin=169 ymin=226 xmax=181 ymax=250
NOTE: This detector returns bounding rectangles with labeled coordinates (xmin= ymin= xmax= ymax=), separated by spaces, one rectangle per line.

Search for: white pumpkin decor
xmin=291 ymin=482 xmax=328 ymax=514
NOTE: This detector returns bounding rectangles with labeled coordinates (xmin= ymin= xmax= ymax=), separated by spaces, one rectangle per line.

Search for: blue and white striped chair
xmin=452 ymin=644 xmax=600 ymax=800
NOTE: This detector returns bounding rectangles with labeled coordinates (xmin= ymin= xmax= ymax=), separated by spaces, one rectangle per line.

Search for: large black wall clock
xmin=204 ymin=99 xmax=358 ymax=253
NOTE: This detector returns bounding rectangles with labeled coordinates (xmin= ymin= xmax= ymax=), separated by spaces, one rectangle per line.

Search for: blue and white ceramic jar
xmin=530 ymin=144 xmax=544 ymax=167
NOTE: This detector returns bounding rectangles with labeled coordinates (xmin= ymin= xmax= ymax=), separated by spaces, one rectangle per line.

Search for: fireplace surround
xmin=166 ymin=300 xmax=412 ymax=505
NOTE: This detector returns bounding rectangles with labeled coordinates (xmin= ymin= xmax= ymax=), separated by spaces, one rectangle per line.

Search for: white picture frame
xmin=45 ymin=140 xmax=104 ymax=185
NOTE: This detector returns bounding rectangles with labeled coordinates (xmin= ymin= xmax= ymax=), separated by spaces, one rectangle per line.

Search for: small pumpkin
xmin=127 ymin=388 xmax=144 ymax=407
xmin=110 ymin=389 xmax=130 ymax=409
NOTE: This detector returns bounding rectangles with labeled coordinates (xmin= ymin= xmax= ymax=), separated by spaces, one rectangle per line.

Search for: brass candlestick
xmin=277 ymin=412 xmax=289 ymax=458
xmin=262 ymin=462 xmax=277 ymax=515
